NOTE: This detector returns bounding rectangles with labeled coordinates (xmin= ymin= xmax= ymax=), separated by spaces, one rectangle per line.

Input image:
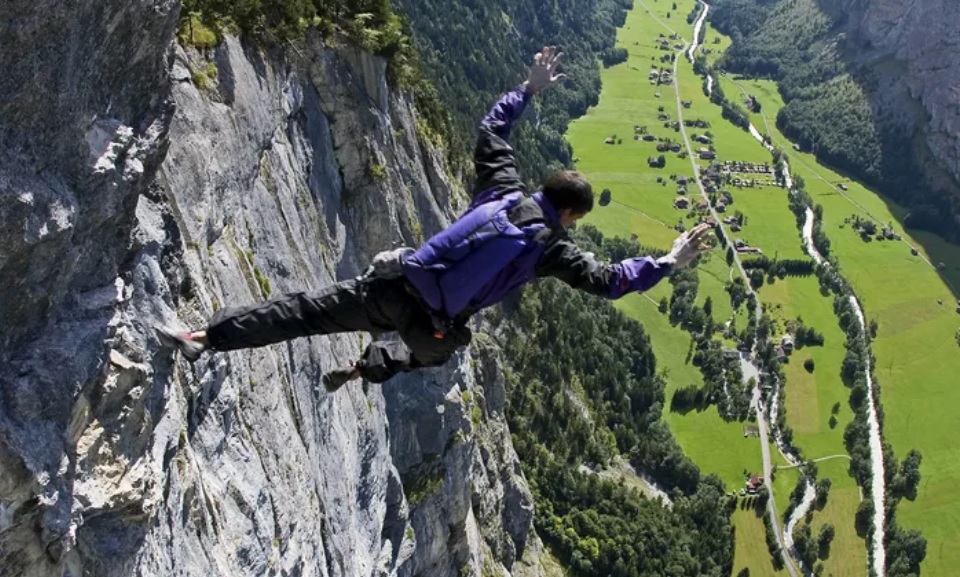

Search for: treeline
xmin=786 ymin=181 xmax=832 ymax=258
xmin=392 ymin=0 xmax=635 ymax=184
xmin=709 ymin=0 xmax=960 ymax=241
xmin=741 ymin=256 xmax=815 ymax=276
xmin=493 ymin=273 xmax=735 ymax=576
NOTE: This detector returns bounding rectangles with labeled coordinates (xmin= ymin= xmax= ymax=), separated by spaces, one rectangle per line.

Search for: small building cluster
xmin=734 ymin=238 xmax=762 ymax=255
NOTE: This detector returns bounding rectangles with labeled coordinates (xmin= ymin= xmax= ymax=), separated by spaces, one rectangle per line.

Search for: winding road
xmin=666 ymin=5 xmax=798 ymax=574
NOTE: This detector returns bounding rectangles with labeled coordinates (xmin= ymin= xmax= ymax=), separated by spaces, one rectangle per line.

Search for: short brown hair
xmin=542 ymin=171 xmax=594 ymax=215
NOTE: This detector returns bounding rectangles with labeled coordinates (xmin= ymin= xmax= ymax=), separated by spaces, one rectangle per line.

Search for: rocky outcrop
xmin=838 ymin=0 xmax=960 ymax=198
xmin=0 ymin=3 xmax=538 ymax=576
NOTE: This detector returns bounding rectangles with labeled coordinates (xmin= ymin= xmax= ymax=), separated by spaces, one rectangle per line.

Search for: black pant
xmin=204 ymin=277 xmax=472 ymax=383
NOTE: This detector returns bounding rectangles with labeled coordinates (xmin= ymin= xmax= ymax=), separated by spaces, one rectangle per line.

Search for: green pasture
xmin=757 ymin=276 xmax=851 ymax=459
xmin=616 ymin=291 xmax=762 ymax=489
xmin=731 ymin=507 xmax=788 ymax=577
xmin=803 ymin=458 xmax=867 ymax=577
xmin=771 ymin=465 xmax=800 ymax=522
xmin=731 ymin=76 xmax=960 ymax=577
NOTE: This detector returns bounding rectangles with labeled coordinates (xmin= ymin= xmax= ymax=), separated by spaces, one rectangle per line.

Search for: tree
xmin=815 ymin=478 xmax=831 ymax=510
xmin=704 ymin=296 xmax=713 ymax=318
xmin=599 ymin=188 xmax=612 ymax=206
xmin=803 ymin=358 xmax=815 ymax=373
xmin=659 ymin=297 xmax=669 ymax=314
xmin=816 ymin=523 xmax=835 ymax=560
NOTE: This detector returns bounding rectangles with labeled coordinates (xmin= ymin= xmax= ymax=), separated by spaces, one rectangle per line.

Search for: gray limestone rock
xmin=0 ymin=6 xmax=537 ymax=577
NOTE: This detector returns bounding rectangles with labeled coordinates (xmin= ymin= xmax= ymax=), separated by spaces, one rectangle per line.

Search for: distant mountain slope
xmin=711 ymin=0 xmax=960 ymax=242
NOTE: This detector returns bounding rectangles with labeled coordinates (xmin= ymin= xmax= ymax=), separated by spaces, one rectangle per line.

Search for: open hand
xmin=525 ymin=46 xmax=566 ymax=94
xmin=659 ymin=223 xmax=717 ymax=269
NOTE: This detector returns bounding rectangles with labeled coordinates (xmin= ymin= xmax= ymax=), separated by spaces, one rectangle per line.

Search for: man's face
xmin=558 ymin=209 xmax=588 ymax=228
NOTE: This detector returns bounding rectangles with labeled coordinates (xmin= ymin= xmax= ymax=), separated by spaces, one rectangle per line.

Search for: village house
xmin=781 ymin=334 xmax=795 ymax=353
xmin=674 ymin=197 xmax=690 ymax=209
xmin=746 ymin=474 xmax=765 ymax=495
xmin=723 ymin=348 xmax=741 ymax=360
xmin=677 ymin=175 xmax=689 ymax=185
xmin=695 ymin=200 xmax=709 ymax=210
xmin=648 ymin=69 xmax=660 ymax=81
xmin=699 ymin=150 xmax=716 ymax=160
xmin=604 ymin=137 xmax=615 ymax=145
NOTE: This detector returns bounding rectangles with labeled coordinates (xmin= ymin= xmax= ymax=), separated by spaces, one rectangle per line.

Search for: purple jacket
xmin=402 ymin=85 xmax=672 ymax=319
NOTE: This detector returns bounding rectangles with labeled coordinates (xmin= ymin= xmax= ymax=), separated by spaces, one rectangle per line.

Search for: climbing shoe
xmin=155 ymin=326 xmax=206 ymax=362
xmin=322 ymin=366 xmax=358 ymax=393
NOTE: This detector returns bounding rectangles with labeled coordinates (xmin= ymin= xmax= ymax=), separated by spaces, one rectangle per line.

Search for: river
xmin=802 ymin=209 xmax=886 ymax=576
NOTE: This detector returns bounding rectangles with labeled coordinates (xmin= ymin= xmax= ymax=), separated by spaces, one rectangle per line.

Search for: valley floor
xmin=567 ymin=0 xmax=960 ymax=575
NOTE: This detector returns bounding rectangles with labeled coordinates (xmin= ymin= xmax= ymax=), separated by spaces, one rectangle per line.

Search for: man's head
xmin=542 ymin=170 xmax=593 ymax=227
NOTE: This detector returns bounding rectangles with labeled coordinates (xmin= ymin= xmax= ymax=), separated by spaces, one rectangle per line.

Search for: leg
xmin=356 ymin=306 xmax=473 ymax=383
xmin=205 ymin=278 xmax=393 ymax=351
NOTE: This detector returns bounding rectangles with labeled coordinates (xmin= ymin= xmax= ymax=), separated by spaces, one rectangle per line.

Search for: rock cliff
xmin=0 ymin=3 xmax=538 ymax=576
xmin=838 ymin=0 xmax=960 ymax=198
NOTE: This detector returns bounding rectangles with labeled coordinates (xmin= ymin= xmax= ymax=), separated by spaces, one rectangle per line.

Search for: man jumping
xmin=158 ymin=46 xmax=714 ymax=391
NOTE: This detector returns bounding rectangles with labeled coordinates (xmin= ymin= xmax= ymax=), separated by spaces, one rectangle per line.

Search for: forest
xmin=492 ymin=275 xmax=735 ymax=577
xmin=392 ymin=0 xmax=633 ymax=184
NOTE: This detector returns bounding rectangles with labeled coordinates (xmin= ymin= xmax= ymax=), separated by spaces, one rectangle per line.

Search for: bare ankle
xmin=191 ymin=331 xmax=209 ymax=347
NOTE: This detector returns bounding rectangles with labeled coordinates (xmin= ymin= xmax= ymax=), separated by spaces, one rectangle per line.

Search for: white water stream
xmin=848 ymin=295 xmax=887 ymax=576
xmin=686 ymin=1 xmax=710 ymax=63
xmin=783 ymin=481 xmax=816 ymax=566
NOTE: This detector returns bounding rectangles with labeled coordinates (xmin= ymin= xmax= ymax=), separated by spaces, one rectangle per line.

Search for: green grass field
xmin=731 ymin=507 xmax=788 ymax=577
xmin=802 ymin=458 xmax=868 ymax=577
xmin=571 ymin=0 xmax=766 ymax=493
xmin=757 ymin=276 xmax=852 ymax=459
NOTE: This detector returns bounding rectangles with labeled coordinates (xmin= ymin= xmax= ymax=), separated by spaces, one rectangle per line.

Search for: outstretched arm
xmin=473 ymin=46 xmax=566 ymax=201
xmin=537 ymin=224 xmax=715 ymax=298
